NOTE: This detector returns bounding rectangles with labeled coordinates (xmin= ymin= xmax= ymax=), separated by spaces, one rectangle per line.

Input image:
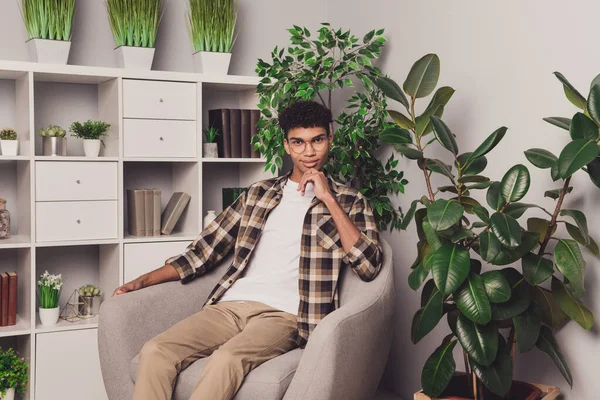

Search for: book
xmin=127 ymin=189 xmax=145 ymax=236
xmin=240 ymin=109 xmax=251 ymax=158
xmin=144 ymin=189 xmax=153 ymax=236
xmin=230 ymin=109 xmax=242 ymax=158
xmin=153 ymin=189 xmax=161 ymax=236
xmin=209 ymin=109 xmax=231 ymax=158
xmin=7 ymin=271 xmax=17 ymax=326
xmin=250 ymin=110 xmax=261 ymax=158
xmin=1 ymin=273 xmax=8 ymax=326
xmin=160 ymin=192 xmax=191 ymax=235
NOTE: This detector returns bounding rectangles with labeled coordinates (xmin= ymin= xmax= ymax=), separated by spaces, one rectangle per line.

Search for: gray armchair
xmin=98 ymin=238 xmax=395 ymax=400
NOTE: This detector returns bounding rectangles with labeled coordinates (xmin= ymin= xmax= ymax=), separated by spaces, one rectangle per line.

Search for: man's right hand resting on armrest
xmin=112 ymin=263 xmax=181 ymax=297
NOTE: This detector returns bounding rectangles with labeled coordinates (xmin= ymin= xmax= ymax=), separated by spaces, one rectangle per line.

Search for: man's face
xmin=283 ymin=126 xmax=332 ymax=176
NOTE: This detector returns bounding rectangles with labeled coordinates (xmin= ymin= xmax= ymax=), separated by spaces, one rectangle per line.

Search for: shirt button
xmin=211 ymin=297 xmax=215 ymax=301
xmin=228 ymin=280 xmax=233 ymax=284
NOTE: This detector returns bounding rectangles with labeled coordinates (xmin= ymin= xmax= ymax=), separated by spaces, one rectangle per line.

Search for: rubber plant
xmin=376 ymin=56 xmax=599 ymax=399
xmin=253 ymin=23 xmax=407 ymax=231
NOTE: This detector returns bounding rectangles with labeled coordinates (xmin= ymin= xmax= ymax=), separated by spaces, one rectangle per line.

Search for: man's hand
xmin=297 ymin=168 xmax=334 ymax=202
xmin=112 ymin=277 xmax=144 ymax=297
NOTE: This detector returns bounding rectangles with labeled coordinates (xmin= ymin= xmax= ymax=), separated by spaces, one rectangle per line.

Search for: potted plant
xmin=0 ymin=347 xmax=28 ymax=400
xmin=77 ymin=284 xmax=102 ymax=317
xmin=38 ymin=270 xmax=63 ymax=326
xmin=18 ymin=0 xmax=75 ymax=64
xmin=254 ymin=23 xmax=406 ymax=231
xmin=106 ymin=0 xmax=165 ymax=70
xmin=187 ymin=0 xmax=239 ymax=74
xmin=202 ymin=127 xmax=219 ymax=158
xmin=69 ymin=120 xmax=111 ymax=157
xmin=376 ymin=56 xmax=599 ymax=399
xmin=38 ymin=125 xmax=67 ymax=156
xmin=0 ymin=129 xmax=18 ymax=156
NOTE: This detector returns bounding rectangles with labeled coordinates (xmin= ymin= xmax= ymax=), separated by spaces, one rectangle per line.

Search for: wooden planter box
xmin=415 ymin=383 xmax=560 ymax=400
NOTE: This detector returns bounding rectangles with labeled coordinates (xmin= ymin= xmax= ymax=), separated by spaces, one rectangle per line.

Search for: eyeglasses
xmin=287 ymin=135 xmax=329 ymax=154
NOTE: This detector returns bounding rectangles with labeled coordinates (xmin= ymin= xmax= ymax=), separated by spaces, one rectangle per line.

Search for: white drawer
xmin=36 ymin=161 xmax=118 ymax=201
xmin=123 ymin=79 xmax=196 ymax=120
xmin=124 ymin=241 xmax=189 ymax=282
xmin=36 ymin=201 xmax=118 ymax=242
xmin=123 ymin=119 xmax=197 ymax=158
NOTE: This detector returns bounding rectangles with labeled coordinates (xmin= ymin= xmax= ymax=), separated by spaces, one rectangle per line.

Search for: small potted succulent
xmin=0 ymin=347 xmax=28 ymax=400
xmin=69 ymin=120 xmax=111 ymax=157
xmin=0 ymin=128 xmax=18 ymax=156
xmin=38 ymin=270 xmax=63 ymax=326
xmin=38 ymin=125 xmax=67 ymax=156
xmin=77 ymin=284 xmax=102 ymax=317
xmin=202 ymin=127 xmax=219 ymax=158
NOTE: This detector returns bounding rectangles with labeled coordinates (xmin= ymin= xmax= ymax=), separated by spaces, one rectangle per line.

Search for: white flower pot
xmin=27 ymin=38 xmax=71 ymax=64
xmin=203 ymin=210 xmax=217 ymax=228
xmin=115 ymin=46 xmax=155 ymax=70
xmin=203 ymin=143 xmax=218 ymax=158
xmin=0 ymin=140 xmax=18 ymax=156
xmin=2 ymin=387 xmax=15 ymax=400
xmin=192 ymin=51 xmax=232 ymax=75
xmin=83 ymin=139 xmax=101 ymax=157
xmin=39 ymin=306 xmax=60 ymax=326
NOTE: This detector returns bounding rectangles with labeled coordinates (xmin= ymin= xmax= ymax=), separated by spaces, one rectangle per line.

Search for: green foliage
xmin=70 ymin=120 xmax=111 ymax=147
xmin=253 ymin=23 xmax=406 ymax=231
xmin=106 ymin=0 xmax=165 ymax=48
xmin=0 ymin=347 xmax=28 ymax=396
xmin=0 ymin=129 xmax=17 ymax=141
xmin=203 ymin=127 xmax=219 ymax=143
xmin=38 ymin=125 xmax=66 ymax=138
xmin=38 ymin=270 xmax=63 ymax=309
xmin=187 ymin=0 xmax=238 ymax=53
xmin=78 ymin=284 xmax=101 ymax=297
xmin=377 ymin=60 xmax=600 ymax=398
xmin=18 ymin=0 xmax=75 ymax=41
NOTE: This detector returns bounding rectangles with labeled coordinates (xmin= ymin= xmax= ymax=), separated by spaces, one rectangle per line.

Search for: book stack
xmin=127 ymin=190 xmax=191 ymax=236
xmin=208 ymin=109 xmax=262 ymax=158
xmin=0 ymin=271 xmax=17 ymax=327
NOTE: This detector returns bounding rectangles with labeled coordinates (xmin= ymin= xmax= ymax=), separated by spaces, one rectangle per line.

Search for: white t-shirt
xmin=217 ymin=178 xmax=315 ymax=315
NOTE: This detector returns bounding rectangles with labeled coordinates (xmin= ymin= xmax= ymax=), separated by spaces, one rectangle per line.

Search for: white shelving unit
xmin=0 ymin=59 xmax=272 ymax=400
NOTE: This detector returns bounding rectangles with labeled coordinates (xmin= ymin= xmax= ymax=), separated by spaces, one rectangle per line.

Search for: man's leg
xmin=189 ymin=301 xmax=299 ymax=400
xmin=133 ymin=302 xmax=247 ymax=400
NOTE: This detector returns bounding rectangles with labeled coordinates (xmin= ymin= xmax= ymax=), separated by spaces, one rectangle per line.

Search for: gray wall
xmin=327 ymin=1 xmax=600 ymax=399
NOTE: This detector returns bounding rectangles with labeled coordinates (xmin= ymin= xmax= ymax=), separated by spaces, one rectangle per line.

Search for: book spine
xmin=240 ymin=109 xmax=251 ymax=158
xmin=7 ymin=272 xmax=17 ymax=326
xmin=144 ymin=189 xmax=153 ymax=236
xmin=230 ymin=109 xmax=242 ymax=158
xmin=153 ymin=189 xmax=161 ymax=236
xmin=1 ymin=274 xmax=8 ymax=327
xmin=250 ymin=109 xmax=261 ymax=158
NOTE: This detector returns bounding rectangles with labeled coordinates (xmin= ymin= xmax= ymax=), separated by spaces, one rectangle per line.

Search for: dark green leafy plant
xmin=106 ymin=0 xmax=165 ymax=48
xmin=70 ymin=120 xmax=111 ymax=147
xmin=18 ymin=0 xmax=75 ymax=41
xmin=203 ymin=127 xmax=219 ymax=143
xmin=0 ymin=129 xmax=17 ymax=141
xmin=0 ymin=347 xmax=28 ymax=396
xmin=377 ymin=58 xmax=599 ymax=399
xmin=253 ymin=23 xmax=407 ymax=231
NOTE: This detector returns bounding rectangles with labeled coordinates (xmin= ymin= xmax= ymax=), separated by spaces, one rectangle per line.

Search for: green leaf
xmin=557 ymin=139 xmax=600 ymax=178
xmin=552 ymin=276 xmax=594 ymax=330
xmin=421 ymin=339 xmax=457 ymax=398
xmin=587 ymin=83 xmax=600 ymax=125
xmin=426 ymin=159 xmax=455 ymax=182
xmin=501 ymin=164 xmax=530 ymax=202
xmin=503 ymin=203 xmax=538 ymax=219
xmin=560 ymin=209 xmax=589 ymax=245
xmin=512 ymin=304 xmax=542 ymax=353
xmin=472 ymin=205 xmax=490 ymax=224
xmin=470 ymin=334 xmax=513 ymax=396
xmin=565 ymin=222 xmax=599 ymax=256
xmin=536 ymin=325 xmax=573 ymax=387
xmin=403 ymin=53 xmax=440 ymax=99
xmin=491 ymin=268 xmax=530 ymax=320
xmin=524 ymin=148 xmax=558 ymax=169
xmin=531 ymin=286 xmax=569 ymax=327
xmin=380 ymin=126 xmax=412 ymax=145
xmin=399 ymin=200 xmax=419 ymax=230
xmin=427 ymin=199 xmax=464 ymax=231
xmin=456 ymin=313 xmax=497 ymax=366
xmin=422 ymin=220 xmax=443 ymax=251
xmin=480 ymin=270 xmax=511 ymax=303
xmin=544 ymin=186 xmax=573 ymax=200
xmin=586 ymin=156 xmax=600 ymax=189
xmin=375 ymin=76 xmax=409 ymax=109
xmin=486 ymin=182 xmax=505 ymax=211
xmin=416 ymin=87 xmax=455 ymax=135
xmin=527 ymin=217 xmax=555 ymax=242
xmin=394 ymin=145 xmax=423 ymax=160
xmin=457 ymin=152 xmax=488 ymax=176
xmin=467 ymin=126 xmax=507 ymax=162
xmin=456 ymin=273 xmax=492 ymax=324
xmin=522 ymin=252 xmax=553 ymax=285
xmin=490 ymin=213 xmax=522 ymax=248
xmin=430 ymin=243 xmax=470 ymax=295
xmin=570 ymin=112 xmax=599 ymax=141
xmin=430 ymin=116 xmax=459 ymax=155
xmin=388 ymin=110 xmax=415 ymax=129
xmin=554 ymin=239 xmax=586 ymax=297
xmin=454 ymin=196 xmax=482 ymax=215
xmin=479 ymin=231 xmax=502 ymax=264
xmin=458 ymin=175 xmax=490 ymax=184
xmin=411 ymin=286 xmax=444 ymax=344
xmin=421 ymin=279 xmax=437 ymax=307
xmin=554 ymin=71 xmax=587 ymax=109
xmin=551 ymin=161 xmax=561 ymax=181
xmin=543 ymin=117 xmax=571 ymax=131
xmin=408 ymin=262 xmax=430 ymax=291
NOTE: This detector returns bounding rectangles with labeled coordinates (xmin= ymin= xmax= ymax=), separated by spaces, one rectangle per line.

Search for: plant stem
xmin=538 ymin=176 xmax=572 ymax=255
xmin=472 ymin=371 xmax=479 ymax=400
xmin=463 ymin=350 xmax=471 ymax=391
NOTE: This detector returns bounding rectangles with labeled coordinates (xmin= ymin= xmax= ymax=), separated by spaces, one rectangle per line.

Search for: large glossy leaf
xmin=490 ymin=213 xmax=522 ymax=248
xmin=587 ymin=156 xmax=600 ymax=189
xmin=536 ymin=325 xmax=573 ymax=387
xmin=411 ymin=286 xmax=444 ymax=344
xmin=512 ymin=304 xmax=542 ymax=353
xmin=480 ymin=270 xmax=511 ymax=303
xmin=504 ymin=203 xmax=538 ymax=219
xmin=421 ymin=279 xmax=437 ymax=307
xmin=456 ymin=273 xmax=492 ymax=324
xmin=470 ymin=334 xmax=513 ymax=396
xmin=544 ymin=186 xmax=573 ymax=200
xmin=543 ymin=116 xmax=571 ymax=131
xmin=550 ymin=161 xmax=561 ymax=181
xmin=425 ymin=159 xmax=455 ymax=182
xmin=457 ymin=152 xmax=488 ymax=176
xmin=560 ymin=209 xmax=589 ymax=245
xmin=557 ymin=139 xmax=600 ymax=178
xmin=501 ymin=164 xmax=530 ymax=202
xmin=486 ymin=182 xmax=505 ymax=211
xmin=430 ymin=116 xmax=458 ymax=155
xmin=522 ymin=252 xmax=553 ymax=285
xmin=375 ymin=76 xmax=409 ymax=108
xmin=479 ymin=231 xmax=502 ymax=263
xmin=456 ymin=313 xmax=497 ymax=366
xmin=531 ymin=286 xmax=569 ymax=328
xmin=394 ymin=145 xmax=423 ymax=160
xmin=408 ymin=262 xmax=430 ymax=291
xmin=415 ymin=208 xmax=428 ymax=241
xmin=491 ymin=268 xmax=531 ymax=320
xmin=554 ymin=71 xmax=587 ymax=109
xmin=527 ymin=217 xmax=555 ymax=242
xmin=421 ymin=339 xmax=457 ymax=398
xmin=453 ymin=196 xmax=481 ymax=215
xmin=399 ymin=200 xmax=419 ymax=230
xmin=565 ymin=222 xmax=599 ymax=256
xmin=554 ymin=239 xmax=586 ymax=297
xmin=588 ymin=83 xmax=600 ymax=125
xmin=388 ymin=110 xmax=414 ymax=129
xmin=430 ymin=243 xmax=470 ymax=295
xmin=380 ymin=126 xmax=412 ymax=144
xmin=416 ymin=87 xmax=455 ymax=135
xmin=552 ymin=277 xmax=594 ymax=330
xmin=524 ymin=148 xmax=558 ymax=169
xmin=467 ymin=127 xmax=508 ymax=163
xmin=422 ymin=220 xmax=443 ymax=251
xmin=489 ymin=231 xmax=540 ymax=266
xmin=570 ymin=112 xmax=599 ymax=140
xmin=427 ymin=199 xmax=464 ymax=231
xmin=472 ymin=205 xmax=490 ymax=224
xmin=404 ymin=54 xmax=440 ymax=99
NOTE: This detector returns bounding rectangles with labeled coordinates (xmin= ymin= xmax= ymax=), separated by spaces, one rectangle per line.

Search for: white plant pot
xmin=2 ymin=387 xmax=15 ymax=400
xmin=39 ymin=306 xmax=60 ymax=326
xmin=192 ymin=51 xmax=232 ymax=75
xmin=27 ymin=38 xmax=71 ymax=64
xmin=0 ymin=140 xmax=18 ymax=156
xmin=83 ymin=140 xmax=101 ymax=157
xmin=115 ymin=46 xmax=155 ymax=70
xmin=203 ymin=143 xmax=218 ymax=158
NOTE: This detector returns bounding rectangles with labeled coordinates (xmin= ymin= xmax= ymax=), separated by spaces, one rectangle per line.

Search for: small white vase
xmin=83 ymin=139 xmax=101 ymax=157
xmin=192 ymin=51 xmax=232 ymax=75
xmin=27 ymin=38 xmax=71 ymax=64
xmin=2 ymin=387 xmax=15 ymax=400
xmin=0 ymin=140 xmax=18 ymax=156
xmin=204 ymin=210 xmax=217 ymax=228
xmin=115 ymin=46 xmax=155 ymax=70
xmin=203 ymin=143 xmax=218 ymax=158
xmin=39 ymin=306 xmax=60 ymax=326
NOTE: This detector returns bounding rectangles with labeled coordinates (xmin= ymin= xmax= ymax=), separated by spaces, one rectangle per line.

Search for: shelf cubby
xmin=0 ymin=159 xmax=32 ymax=244
xmin=0 ymin=69 xmax=32 ymax=158
xmin=0 ymin=248 xmax=32 ymax=337
xmin=0 ymin=335 xmax=32 ymax=400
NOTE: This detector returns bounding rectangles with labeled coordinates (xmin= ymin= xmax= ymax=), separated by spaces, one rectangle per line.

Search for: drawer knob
xmin=76 ymin=179 xmax=81 ymax=184
xmin=159 ymin=98 xmax=164 ymax=103
xmin=159 ymin=137 xmax=164 ymax=141
xmin=76 ymin=219 xmax=81 ymax=224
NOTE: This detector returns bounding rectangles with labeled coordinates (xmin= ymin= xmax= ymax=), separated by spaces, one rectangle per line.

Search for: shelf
xmin=35 ymin=314 xmax=99 ymax=334
xmin=123 ymin=157 xmax=197 ymax=163
xmin=34 ymin=156 xmax=118 ymax=162
xmin=0 ymin=315 xmax=31 ymax=338
xmin=202 ymin=157 xmax=267 ymax=163
xmin=0 ymin=235 xmax=31 ymax=249
xmin=35 ymin=238 xmax=120 ymax=248
xmin=124 ymin=233 xmax=197 ymax=243
xmin=0 ymin=155 xmax=30 ymax=161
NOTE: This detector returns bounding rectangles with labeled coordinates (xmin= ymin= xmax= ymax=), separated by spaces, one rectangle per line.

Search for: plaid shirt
xmin=165 ymin=169 xmax=383 ymax=348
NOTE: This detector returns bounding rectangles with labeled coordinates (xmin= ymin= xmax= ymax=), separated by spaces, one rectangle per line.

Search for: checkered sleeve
xmin=342 ymin=193 xmax=383 ymax=281
xmin=165 ymin=189 xmax=247 ymax=283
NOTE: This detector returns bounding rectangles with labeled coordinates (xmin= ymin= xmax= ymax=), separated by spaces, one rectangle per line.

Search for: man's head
xmin=279 ymin=100 xmax=333 ymax=177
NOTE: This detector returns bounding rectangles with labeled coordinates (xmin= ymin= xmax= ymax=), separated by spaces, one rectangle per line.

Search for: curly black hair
xmin=278 ymin=100 xmax=332 ymax=139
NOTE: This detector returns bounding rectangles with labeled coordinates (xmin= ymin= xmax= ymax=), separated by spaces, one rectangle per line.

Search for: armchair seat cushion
xmin=130 ymin=348 xmax=304 ymax=400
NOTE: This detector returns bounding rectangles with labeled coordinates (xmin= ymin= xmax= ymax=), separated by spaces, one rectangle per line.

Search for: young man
xmin=112 ymin=100 xmax=383 ymax=400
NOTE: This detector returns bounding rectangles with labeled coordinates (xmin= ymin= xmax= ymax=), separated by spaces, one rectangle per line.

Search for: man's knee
xmin=140 ymin=339 xmax=171 ymax=363
xmin=207 ymin=349 xmax=242 ymax=370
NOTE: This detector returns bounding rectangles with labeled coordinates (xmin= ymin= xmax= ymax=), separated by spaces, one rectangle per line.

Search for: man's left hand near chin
xmin=297 ymin=168 xmax=335 ymax=203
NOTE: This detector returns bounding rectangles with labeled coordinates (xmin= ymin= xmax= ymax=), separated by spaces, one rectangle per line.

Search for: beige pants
xmin=132 ymin=300 xmax=299 ymax=400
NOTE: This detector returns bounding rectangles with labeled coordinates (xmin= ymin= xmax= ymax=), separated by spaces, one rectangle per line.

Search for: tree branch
xmin=539 ymin=176 xmax=572 ymax=255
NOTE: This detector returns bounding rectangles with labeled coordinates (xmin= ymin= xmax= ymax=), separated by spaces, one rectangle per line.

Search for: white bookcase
xmin=0 ymin=60 xmax=272 ymax=400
